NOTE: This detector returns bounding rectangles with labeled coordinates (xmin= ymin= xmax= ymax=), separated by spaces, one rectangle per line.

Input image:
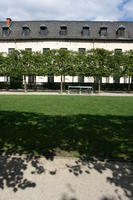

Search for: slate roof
xmin=0 ymin=20 xmax=133 ymax=41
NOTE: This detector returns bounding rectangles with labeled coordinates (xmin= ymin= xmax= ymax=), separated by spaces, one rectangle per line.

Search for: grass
xmin=0 ymin=95 xmax=133 ymax=159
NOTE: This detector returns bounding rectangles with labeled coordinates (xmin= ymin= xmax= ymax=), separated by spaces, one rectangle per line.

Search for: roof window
xmin=116 ymin=25 xmax=125 ymax=38
xmin=2 ymin=26 xmax=11 ymax=37
xmin=82 ymin=25 xmax=90 ymax=36
xmin=40 ymin=25 xmax=48 ymax=36
xmin=22 ymin=25 xmax=30 ymax=36
xmin=60 ymin=25 xmax=67 ymax=36
xmin=99 ymin=26 xmax=107 ymax=37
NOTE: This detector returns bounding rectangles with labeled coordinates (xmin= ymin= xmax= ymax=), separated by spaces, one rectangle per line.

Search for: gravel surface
xmin=0 ymin=91 xmax=133 ymax=96
xmin=0 ymin=155 xmax=133 ymax=200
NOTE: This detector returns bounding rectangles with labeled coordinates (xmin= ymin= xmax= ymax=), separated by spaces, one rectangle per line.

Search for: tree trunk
xmin=63 ymin=75 xmax=65 ymax=92
xmin=93 ymin=76 xmax=96 ymax=93
xmin=98 ymin=77 xmax=101 ymax=93
xmin=72 ymin=76 xmax=74 ymax=83
xmin=128 ymin=76 xmax=131 ymax=92
xmin=60 ymin=75 xmax=63 ymax=93
xmin=34 ymin=76 xmax=37 ymax=91
xmin=24 ymin=75 xmax=27 ymax=93
xmin=7 ymin=76 xmax=9 ymax=91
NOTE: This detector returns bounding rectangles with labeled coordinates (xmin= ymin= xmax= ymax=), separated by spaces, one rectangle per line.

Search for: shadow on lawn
xmin=0 ymin=111 xmax=133 ymax=159
xmin=0 ymin=111 xmax=133 ymax=196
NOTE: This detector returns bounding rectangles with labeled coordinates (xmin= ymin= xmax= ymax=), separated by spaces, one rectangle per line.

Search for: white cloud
xmin=123 ymin=0 xmax=133 ymax=19
xmin=0 ymin=0 xmax=130 ymax=21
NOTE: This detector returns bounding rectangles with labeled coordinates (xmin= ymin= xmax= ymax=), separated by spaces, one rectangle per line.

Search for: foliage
xmin=0 ymin=48 xmax=132 ymax=92
xmin=88 ymin=48 xmax=113 ymax=77
xmin=111 ymin=50 xmax=125 ymax=78
xmin=0 ymin=53 xmax=7 ymax=76
xmin=85 ymin=49 xmax=113 ymax=92
xmin=123 ymin=50 xmax=133 ymax=77
xmin=53 ymin=49 xmax=74 ymax=76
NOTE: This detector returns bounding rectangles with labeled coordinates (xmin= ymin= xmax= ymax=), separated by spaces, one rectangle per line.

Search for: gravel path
xmin=0 ymin=155 xmax=133 ymax=200
xmin=0 ymin=91 xmax=133 ymax=96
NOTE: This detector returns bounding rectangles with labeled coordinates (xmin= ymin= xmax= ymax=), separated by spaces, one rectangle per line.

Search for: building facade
xmin=0 ymin=18 xmax=133 ymax=85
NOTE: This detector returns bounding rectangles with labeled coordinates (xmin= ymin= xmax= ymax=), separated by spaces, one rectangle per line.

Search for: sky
xmin=0 ymin=0 xmax=133 ymax=21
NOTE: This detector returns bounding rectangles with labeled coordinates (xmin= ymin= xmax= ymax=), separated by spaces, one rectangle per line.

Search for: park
xmin=0 ymin=19 xmax=133 ymax=200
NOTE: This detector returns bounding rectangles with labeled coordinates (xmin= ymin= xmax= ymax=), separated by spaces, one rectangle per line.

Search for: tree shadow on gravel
xmin=0 ymin=154 xmax=45 ymax=192
xmin=61 ymin=194 xmax=78 ymax=200
xmin=100 ymin=197 xmax=117 ymax=200
xmin=66 ymin=158 xmax=133 ymax=199
xmin=0 ymin=111 xmax=133 ymax=195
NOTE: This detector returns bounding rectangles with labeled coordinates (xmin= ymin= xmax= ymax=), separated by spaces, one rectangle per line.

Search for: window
xmin=82 ymin=26 xmax=90 ymax=36
xmin=78 ymin=48 xmax=86 ymax=53
xmin=131 ymin=77 xmax=133 ymax=84
xmin=113 ymin=77 xmax=120 ymax=84
xmin=4 ymin=77 xmax=8 ymax=82
xmin=28 ymin=76 xmax=35 ymax=83
xmin=124 ymin=76 xmax=128 ymax=84
xmin=116 ymin=26 xmax=125 ymax=38
xmin=100 ymin=27 xmax=107 ymax=37
xmin=40 ymin=25 xmax=48 ymax=36
xmin=60 ymin=26 xmax=67 ymax=36
xmin=78 ymin=76 xmax=84 ymax=83
xmin=43 ymin=48 xmax=50 ymax=53
xmin=48 ymin=75 xmax=54 ymax=83
xmin=60 ymin=48 xmax=67 ymax=50
xmin=115 ymin=49 xmax=122 ymax=53
xmin=106 ymin=77 xmax=109 ymax=84
xmin=25 ymin=48 xmax=32 ymax=52
xmin=8 ymin=48 xmax=15 ymax=53
xmin=2 ymin=27 xmax=10 ymax=37
xmin=95 ymin=77 xmax=102 ymax=83
xmin=22 ymin=25 xmax=30 ymax=36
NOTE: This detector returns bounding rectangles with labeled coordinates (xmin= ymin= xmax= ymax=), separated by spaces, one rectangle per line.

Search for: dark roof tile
xmin=0 ymin=20 xmax=133 ymax=41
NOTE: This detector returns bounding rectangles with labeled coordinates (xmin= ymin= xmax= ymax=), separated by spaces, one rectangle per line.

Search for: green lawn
xmin=0 ymin=95 xmax=133 ymax=159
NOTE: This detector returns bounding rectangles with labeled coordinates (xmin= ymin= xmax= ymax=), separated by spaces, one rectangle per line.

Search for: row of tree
xmin=0 ymin=48 xmax=133 ymax=93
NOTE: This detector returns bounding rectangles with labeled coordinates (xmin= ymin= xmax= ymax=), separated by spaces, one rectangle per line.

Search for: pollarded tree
xmin=32 ymin=51 xmax=48 ymax=89
xmin=0 ymin=53 xmax=6 ymax=76
xmin=19 ymin=50 xmax=36 ymax=92
xmin=44 ymin=49 xmax=57 ymax=76
xmin=123 ymin=50 xmax=133 ymax=91
xmin=5 ymin=50 xmax=24 ymax=87
xmin=7 ymin=50 xmax=22 ymax=77
xmin=32 ymin=50 xmax=56 ymax=89
xmin=7 ymin=50 xmax=34 ymax=92
xmin=111 ymin=50 xmax=125 ymax=87
xmin=68 ymin=51 xmax=79 ymax=82
xmin=54 ymin=49 xmax=74 ymax=93
xmin=7 ymin=50 xmax=51 ymax=92
xmin=75 ymin=50 xmax=87 ymax=78
xmin=88 ymin=48 xmax=113 ymax=93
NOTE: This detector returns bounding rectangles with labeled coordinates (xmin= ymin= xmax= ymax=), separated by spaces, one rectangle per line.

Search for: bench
xmin=68 ymin=86 xmax=93 ymax=94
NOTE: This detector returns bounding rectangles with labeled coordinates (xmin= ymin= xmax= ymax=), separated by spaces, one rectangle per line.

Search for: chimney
xmin=6 ymin=18 xmax=12 ymax=26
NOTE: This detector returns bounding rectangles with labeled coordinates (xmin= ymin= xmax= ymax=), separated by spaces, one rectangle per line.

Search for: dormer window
xmin=40 ymin=25 xmax=48 ymax=36
xmin=100 ymin=26 xmax=107 ymax=37
xmin=116 ymin=26 xmax=125 ymax=38
xmin=60 ymin=25 xmax=67 ymax=36
xmin=82 ymin=26 xmax=90 ymax=36
xmin=2 ymin=26 xmax=10 ymax=37
xmin=22 ymin=25 xmax=30 ymax=36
